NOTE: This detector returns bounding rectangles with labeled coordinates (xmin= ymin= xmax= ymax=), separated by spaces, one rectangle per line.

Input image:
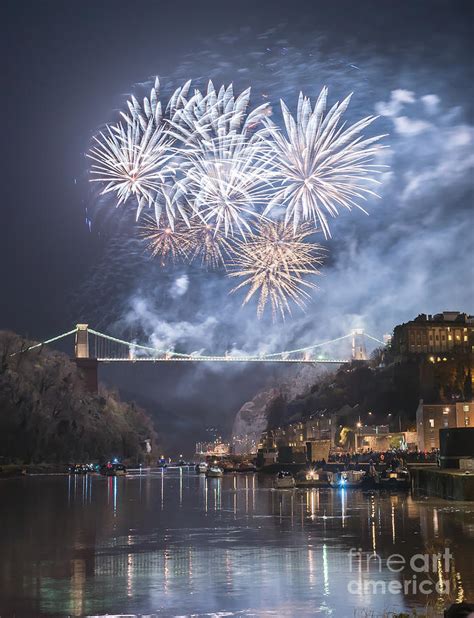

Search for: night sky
xmin=2 ymin=1 xmax=473 ymax=454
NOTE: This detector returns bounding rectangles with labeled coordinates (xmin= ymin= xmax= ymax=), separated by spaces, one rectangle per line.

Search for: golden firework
xmin=187 ymin=221 xmax=235 ymax=270
xmin=140 ymin=215 xmax=190 ymax=266
xmin=228 ymin=221 xmax=325 ymax=319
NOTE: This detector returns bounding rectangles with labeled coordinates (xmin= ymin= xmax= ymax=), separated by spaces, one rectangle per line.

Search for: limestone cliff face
xmin=231 ymin=387 xmax=280 ymax=454
xmin=231 ymin=364 xmax=333 ymax=453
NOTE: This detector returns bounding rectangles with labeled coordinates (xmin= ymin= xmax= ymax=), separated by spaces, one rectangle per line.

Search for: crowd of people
xmin=308 ymin=449 xmax=439 ymax=471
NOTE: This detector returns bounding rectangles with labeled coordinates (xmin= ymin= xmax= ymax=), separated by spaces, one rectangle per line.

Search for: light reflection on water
xmin=0 ymin=469 xmax=473 ymax=617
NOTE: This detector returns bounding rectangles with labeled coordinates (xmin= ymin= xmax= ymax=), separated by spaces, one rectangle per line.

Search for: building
xmin=304 ymin=414 xmax=333 ymax=442
xmin=231 ymin=434 xmax=258 ymax=455
xmin=258 ymin=414 xmax=335 ymax=463
xmin=354 ymin=425 xmax=417 ymax=452
xmin=355 ymin=424 xmax=389 ymax=452
xmin=261 ymin=414 xmax=333 ymax=449
xmin=416 ymin=400 xmax=474 ymax=451
xmin=392 ymin=312 xmax=474 ymax=358
xmin=195 ymin=440 xmax=230 ymax=457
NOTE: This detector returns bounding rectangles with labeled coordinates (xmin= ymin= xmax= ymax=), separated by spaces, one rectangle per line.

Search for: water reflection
xmin=0 ymin=470 xmax=472 ymax=616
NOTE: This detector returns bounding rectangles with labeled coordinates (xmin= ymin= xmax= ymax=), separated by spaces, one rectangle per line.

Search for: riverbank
xmin=0 ymin=463 xmax=66 ymax=478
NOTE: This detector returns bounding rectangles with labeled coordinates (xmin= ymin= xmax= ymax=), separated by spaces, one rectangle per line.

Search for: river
xmin=0 ymin=469 xmax=472 ymax=617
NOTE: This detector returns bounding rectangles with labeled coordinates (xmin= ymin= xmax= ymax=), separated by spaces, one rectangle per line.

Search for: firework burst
xmin=88 ymin=78 xmax=192 ymax=226
xmin=169 ymin=81 xmax=272 ymax=144
xmin=140 ymin=215 xmax=190 ymax=266
xmin=186 ymin=220 xmax=234 ymax=270
xmin=90 ymin=78 xmax=385 ymax=319
xmin=177 ymin=132 xmax=274 ymax=237
xmin=263 ymin=88 xmax=386 ymax=238
xmin=229 ymin=221 xmax=325 ymax=319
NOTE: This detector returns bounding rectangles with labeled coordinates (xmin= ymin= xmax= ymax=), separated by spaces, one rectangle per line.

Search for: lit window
xmin=464 ymin=405 xmax=470 ymax=412
xmin=465 ymin=417 xmax=470 ymax=427
xmin=443 ymin=418 xmax=449 ymax=427
xmin=464 ymin=336 xmax=468 ymax=342
xmin=443 ymin=408 xmax=450 ymax=415
xmin=448 ymin=335 xmax=452 ymax=341
xmin=429 ymin=419 xmax=435 ymax=428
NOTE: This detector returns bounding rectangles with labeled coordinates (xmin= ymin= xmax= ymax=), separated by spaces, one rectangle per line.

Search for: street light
xmin=356 ymin=421 xmax=362 ymax=452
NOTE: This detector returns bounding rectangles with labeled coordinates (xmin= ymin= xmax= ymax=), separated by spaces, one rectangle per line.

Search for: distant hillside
xmin=0 ymin=331 xmax=157 ymax=464
xmin=232 ymin=346 xmax=472 ymax=439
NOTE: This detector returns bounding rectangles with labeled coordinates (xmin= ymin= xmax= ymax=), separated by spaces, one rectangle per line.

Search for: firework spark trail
xmin=228 ymin=221 xmax=325 ymax=319
xmin=263 ymin=87 xmax=386 ymax=238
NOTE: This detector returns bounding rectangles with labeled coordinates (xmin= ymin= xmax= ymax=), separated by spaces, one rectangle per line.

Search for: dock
xmin=410 ymin=465 xmax=474 ymax=501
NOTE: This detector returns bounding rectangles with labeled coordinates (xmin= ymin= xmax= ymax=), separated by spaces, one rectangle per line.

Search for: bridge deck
xmin=97 ymin=357 xmax=347 ymax=363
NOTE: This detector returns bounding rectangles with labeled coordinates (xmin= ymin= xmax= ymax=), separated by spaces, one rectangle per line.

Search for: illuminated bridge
xmin=23 ymin=324 xmax=385 ymax=365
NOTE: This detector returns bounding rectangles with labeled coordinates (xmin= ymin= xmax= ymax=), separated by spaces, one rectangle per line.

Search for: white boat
xmin=274 ymin=471 xmax=296 ymax=489
xmin=196 ymin=462 xmax=208 ymax=474
xmin=206 ymin=466 xmax=223 ymax=478
xmin=327 ymin=470 xmax=365 ymax=488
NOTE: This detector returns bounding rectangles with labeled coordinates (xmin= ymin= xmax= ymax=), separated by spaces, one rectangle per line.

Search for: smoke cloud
xmin=80 ymin=23 xmax=473 ymax=451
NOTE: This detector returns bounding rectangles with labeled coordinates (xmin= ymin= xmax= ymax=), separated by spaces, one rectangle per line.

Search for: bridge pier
xmin=74 ymin=324 xmax=98 ymax=393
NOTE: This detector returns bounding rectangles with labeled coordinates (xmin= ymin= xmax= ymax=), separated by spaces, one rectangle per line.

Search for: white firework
xmin=88 ymin=119 xmax=177 ymax=222
xmin=167 ymin=82 xmax=274 ymax=237
xmin=121 ymin=77 xmax=192 ymax=130
xmin=264 ymin=87 xmax=386 ymax=238
xmin=169 ymin=81 xmax=272 ymax=145
xmin=88 ymin=78 xmax=192 ymax=226
xmin=177 ymin=132 xmax=274 ymax=237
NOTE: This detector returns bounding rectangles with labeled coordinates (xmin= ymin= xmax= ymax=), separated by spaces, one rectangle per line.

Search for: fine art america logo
xmin=347 ymin=547 xmax=452 ymax=596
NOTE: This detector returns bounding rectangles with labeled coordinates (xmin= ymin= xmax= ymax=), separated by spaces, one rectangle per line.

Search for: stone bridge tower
xmin=351 ymin=329 xmax=367 ymax=361
xmin=74 ymin=324 xmax=98 ymax=393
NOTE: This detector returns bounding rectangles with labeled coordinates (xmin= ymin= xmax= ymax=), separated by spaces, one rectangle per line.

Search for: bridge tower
xmin=74 ymin=324 xmax=98 ymax=393
xmin=75 ymin=324 xmax=90 ymax=358
xmin=351 ymin=329 xmax=367 ymax=361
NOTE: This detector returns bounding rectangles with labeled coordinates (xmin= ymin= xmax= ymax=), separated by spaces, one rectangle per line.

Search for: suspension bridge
xmin=22 ymin=324 xmax=385 ymax=364
xmin=16 ymin=324 xmax=386 ymax=393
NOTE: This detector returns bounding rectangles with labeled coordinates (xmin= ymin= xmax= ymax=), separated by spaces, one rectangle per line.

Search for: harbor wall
xmin=411 ymin=466 xmax=474 ymax=501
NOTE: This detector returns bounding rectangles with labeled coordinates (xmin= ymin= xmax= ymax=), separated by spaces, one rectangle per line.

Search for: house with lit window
xmin=392 ymin=312 xmax=473 ymax=358
xmin=416 ymin=401 xmax=473 ymax=451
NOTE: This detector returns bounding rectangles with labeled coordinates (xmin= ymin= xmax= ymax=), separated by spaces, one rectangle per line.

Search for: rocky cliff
xmin=231 ymin=364 xmax=333 ymax=453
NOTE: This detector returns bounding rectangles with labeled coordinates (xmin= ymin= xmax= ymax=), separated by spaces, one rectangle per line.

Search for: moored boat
xmin=295 ymin=469 xmax=327 ymax=488
xmin=274 ymin=471 xmax=296 ymax=489
xmin=68 ymin=463 xmax=93 ymax=474
xmin=238 ymin=462 xmax=257 ymax=473
xmin=327 ymin=470 xmax=365 ymax=488
xmin=196 ymin=462 xmax=208 ymax=474
xmin=206 ymin=466 xmax=223 ymax=478
xmin=377 ymin=466 xmax=410 ymax=490
xmin=100 ymin=462 xmax=127 ymax=476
